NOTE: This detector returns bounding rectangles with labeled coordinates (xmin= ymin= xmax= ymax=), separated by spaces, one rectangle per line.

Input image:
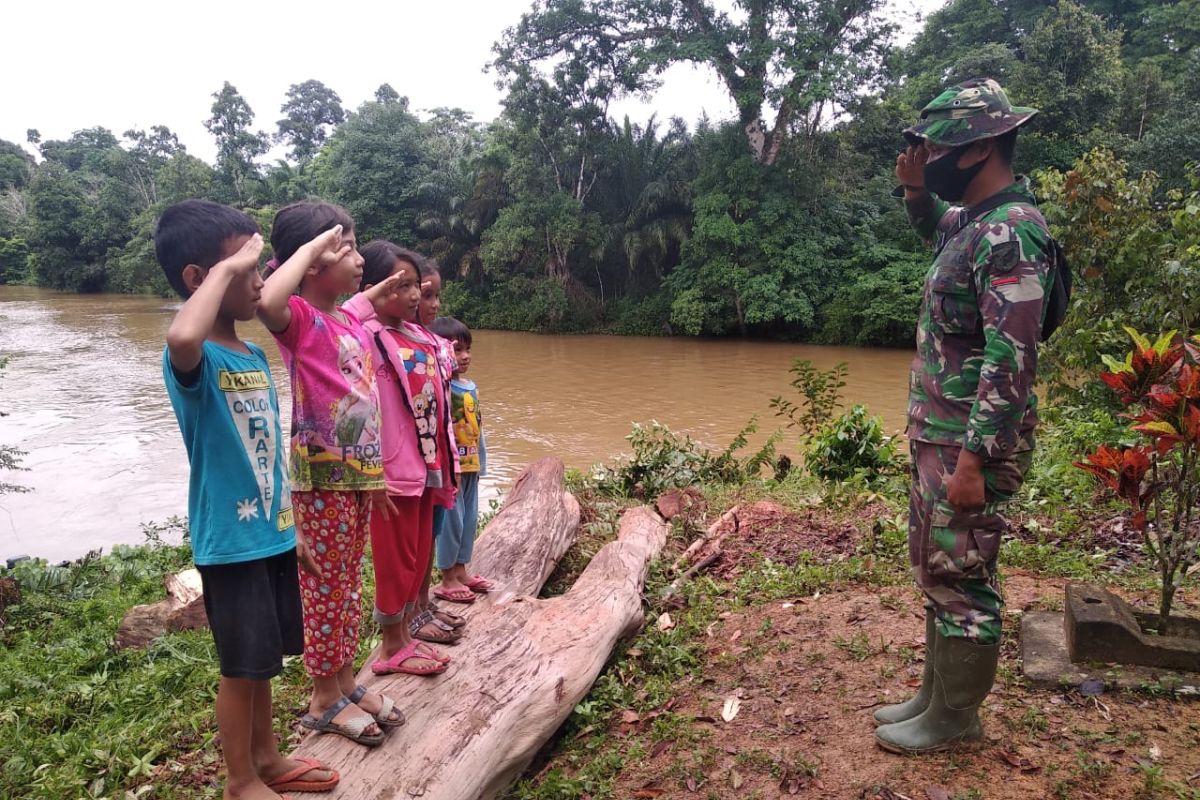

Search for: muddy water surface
xmin=0 ymin=286 xmax=912 ymax=561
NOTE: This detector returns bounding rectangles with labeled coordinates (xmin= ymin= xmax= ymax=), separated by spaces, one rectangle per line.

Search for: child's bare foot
xmin=433 ymin=578 xmax=475 ymax=603
xmin=351 ymin=686 xmax=405 ymax=724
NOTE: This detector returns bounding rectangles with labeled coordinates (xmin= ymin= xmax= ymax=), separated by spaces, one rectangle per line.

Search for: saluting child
xmin=257 ymin=201 xmax=404 ymax=747
xmin=156 ymin=199 xmax=339 ymax=796
xmin=429 ymin=316 xmax=494 ymax=602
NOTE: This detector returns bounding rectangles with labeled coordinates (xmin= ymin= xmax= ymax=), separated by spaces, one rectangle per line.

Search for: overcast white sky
xmin=1 ymin=0 xmax=941 ymax=164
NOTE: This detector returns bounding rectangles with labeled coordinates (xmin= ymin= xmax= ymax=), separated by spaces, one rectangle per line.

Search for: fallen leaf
xmin=650 ymin=740 xmax=671 ymax=758
xmin=998 ymin=751 xmax=1040 ymax=773
xmin=721 ymin=696 xmax=741 ymax=722
xmin=730 ymin=769 xmax=743 ymax=790
xmin=1149 ymin=743 xmax=1162 ymax=762
xmin=657 ymin=613 xmax=675 ymax=631
xmin=632 ymin=789 xmax=665 ymax=799
xmin=626 ymin=648 xmax=643 ymax=657
xmin=620 ymin=710 xmax=640 ymax=725
xmin=729 ymin=629 xmax=743 ymax=643
xmin=925 ymin=787 xmax=952 ymax=800
xmin=686 ymin=776 xmax=698 ymax=792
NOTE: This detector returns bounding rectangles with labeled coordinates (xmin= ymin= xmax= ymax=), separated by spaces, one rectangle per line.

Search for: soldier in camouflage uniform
xmin=873 ymin=78 xmax=1054 ymax=754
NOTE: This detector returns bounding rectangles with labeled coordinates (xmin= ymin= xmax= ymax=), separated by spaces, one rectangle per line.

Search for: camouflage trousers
xmin=908 ymin=440 xmax=1032 ymax=644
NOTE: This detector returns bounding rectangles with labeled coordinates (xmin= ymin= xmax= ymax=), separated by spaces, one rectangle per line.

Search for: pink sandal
xmin=464 ymin=575 xmax=495 ymax=593
xmin=433 ymin=586 xmax=476 ymax=604
xmin=413 ymin=641 xmax=451 ymax=663
xmin=371 ymin=641 xmax=449 ymax=676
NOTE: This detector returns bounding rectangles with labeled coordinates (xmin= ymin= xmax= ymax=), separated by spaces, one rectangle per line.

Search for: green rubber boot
xmin=874 ymin=631 xmax=998 ymax=754
xmin=873 ymin=612 xmax=936 ymax=725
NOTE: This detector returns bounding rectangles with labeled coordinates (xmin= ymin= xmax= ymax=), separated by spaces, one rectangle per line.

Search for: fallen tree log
xmin=115 ymin=568 xmax=206 ymax=649
xmin=291 ymin=504 xmax=668 ymax=800
xmin=462 ymin=456 xmax=582 ymax=606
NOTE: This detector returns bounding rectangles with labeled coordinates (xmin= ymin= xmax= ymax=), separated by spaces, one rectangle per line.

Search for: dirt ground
xmin=588 ymin=496 xmax=1200 ymax=800
xmin=605 ymin=571 xmax=1200 ymax=800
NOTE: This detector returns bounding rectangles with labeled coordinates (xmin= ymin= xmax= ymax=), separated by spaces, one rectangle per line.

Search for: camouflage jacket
xmin=906 ymin=179 xmax=1052 ymax=457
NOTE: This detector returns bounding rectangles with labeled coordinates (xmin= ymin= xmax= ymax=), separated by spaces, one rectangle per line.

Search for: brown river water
xmin=0 ymin=286 xmax=913 ymax=562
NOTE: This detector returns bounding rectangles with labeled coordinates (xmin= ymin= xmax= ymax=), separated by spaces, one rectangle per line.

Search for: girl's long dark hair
xmin=359 ymin=240 xmax=424 ymax=291
xmin=269 ymin=201 xmax=355 ymax=266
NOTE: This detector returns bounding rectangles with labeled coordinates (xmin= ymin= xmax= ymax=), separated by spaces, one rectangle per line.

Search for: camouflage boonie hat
xmin=903 ymin=78 xmax=1038 ymax=147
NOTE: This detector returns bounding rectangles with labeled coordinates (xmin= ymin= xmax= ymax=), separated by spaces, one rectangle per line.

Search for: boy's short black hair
xmin=154 ymin=199 xmax=259 ymax=298
xmin=430 ymin=316 xmax=471 ymax=346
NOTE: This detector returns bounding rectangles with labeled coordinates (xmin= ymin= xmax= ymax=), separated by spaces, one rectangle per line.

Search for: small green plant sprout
xmin=770 ymin=359 xmax=848 ymax=439
xmin=1074 ymin=327 xmax=1200 ymax=633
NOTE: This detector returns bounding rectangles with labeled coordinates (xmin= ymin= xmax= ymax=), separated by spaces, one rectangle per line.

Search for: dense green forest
xmin=0 ymin=0 xmax=1197 ymax=345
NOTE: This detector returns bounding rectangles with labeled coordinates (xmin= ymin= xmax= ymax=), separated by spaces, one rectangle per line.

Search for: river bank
xmin=3 ymin=422 xmax=1199 ymax=800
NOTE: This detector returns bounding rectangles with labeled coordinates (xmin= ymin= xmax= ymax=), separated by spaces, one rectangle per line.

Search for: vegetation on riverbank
xmin=3 ymin=375 xmax=1198 ymax=798
xmin=1 ymin=0 xmax=1197 ymax=345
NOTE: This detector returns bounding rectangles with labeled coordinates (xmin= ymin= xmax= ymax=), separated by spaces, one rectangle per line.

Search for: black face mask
xmin=923 ymin=145 xmax=987 ymax=202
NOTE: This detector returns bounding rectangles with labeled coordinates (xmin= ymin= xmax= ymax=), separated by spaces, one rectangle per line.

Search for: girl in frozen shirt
xmin=258 ymin=201 xmax=404 ymax=746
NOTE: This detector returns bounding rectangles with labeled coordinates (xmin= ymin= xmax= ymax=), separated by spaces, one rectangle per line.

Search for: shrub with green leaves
xmin=591 ymin=421 xmax=713 ymax=498
xmin=805 ymin=404 xmax=898 ymax=484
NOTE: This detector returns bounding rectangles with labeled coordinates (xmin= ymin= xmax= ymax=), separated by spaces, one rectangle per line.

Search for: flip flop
xmin=300 ymin=696 xmax=385 ymax=747
xmin=412 ymin=640 xmax=451 ymax=663
xmin=464 ymin=575 xmax=495 ymax=593
xmin=266 ymin=757 xmax=340 ymax=793
xmin=372 ymin=640 xmax=449 ymax=675
xmin=428 ymin=600 xmax=467 ymax=628
xmin=347 ymin=685 xmax=406 ymax=727
xmin=433 ymin=586 xmax=477 ymax=604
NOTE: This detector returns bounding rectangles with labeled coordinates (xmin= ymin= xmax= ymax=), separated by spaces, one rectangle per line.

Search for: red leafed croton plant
xmin=1074 ymin=327 xmax=1200 ymax=634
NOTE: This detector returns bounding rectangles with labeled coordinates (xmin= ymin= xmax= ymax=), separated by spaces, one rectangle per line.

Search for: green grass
xmin=0 ymin=522 xmax=384 ymax=800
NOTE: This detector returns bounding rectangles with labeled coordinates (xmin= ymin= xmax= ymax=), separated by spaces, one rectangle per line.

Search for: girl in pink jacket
xmin=347 ymin=241 xmax=457 ymax=674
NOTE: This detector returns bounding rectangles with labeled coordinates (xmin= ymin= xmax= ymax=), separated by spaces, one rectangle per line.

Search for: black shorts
xmin=197 ymin=548 xmax=303 ymax=680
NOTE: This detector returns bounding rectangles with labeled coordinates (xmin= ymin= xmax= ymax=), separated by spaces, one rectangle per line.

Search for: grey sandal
xmin=300 ymin=695 xmax=385 ymax=746
xmin=428 ymin=600 xmax=467 ymax=628
xmin=348 ymin=685 xmax=405 ymax=728
xmin=410 ymin=610 xmax=460 ymax=644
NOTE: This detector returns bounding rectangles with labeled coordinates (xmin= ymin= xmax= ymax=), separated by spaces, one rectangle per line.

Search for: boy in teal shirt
xmin=158 ymin=199 xmax=337 ymax=798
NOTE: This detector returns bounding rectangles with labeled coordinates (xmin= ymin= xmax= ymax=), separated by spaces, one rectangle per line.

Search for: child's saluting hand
xmin=362 ymin=272 xmax=407 ymax=313
xmin=307 ymin=224 xmax=350 ymax=270
xmin=214 ymin=232 xmax=264 ymax=276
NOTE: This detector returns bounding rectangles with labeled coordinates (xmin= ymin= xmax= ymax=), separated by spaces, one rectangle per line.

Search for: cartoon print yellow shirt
xmin=450 ymin=378 xmax=483 ymax=474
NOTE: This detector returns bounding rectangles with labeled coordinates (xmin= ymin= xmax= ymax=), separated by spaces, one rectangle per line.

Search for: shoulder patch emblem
xmin=990 ymin=240 xmax=1021 ymax=273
